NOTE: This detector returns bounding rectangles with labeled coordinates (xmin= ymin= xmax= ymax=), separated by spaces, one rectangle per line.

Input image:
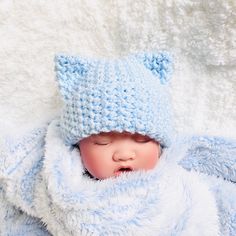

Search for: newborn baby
xmin=79 ymin=131 xmax=161 ymax=179
xmin=1 ymin=52 xmax=235 ymax=235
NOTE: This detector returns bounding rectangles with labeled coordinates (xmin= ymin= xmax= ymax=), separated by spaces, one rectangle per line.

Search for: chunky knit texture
xmin=55 ymin=52 xmax=174 ymax=147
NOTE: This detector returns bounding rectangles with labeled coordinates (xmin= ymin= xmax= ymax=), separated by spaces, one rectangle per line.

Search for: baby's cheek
xmin=142 ymin=143 xmax=160 ymax=170
xmin=83 ymin=158 xmax=99 ymax=174
xmin=80 ymin=150 xmax=112 ymax=179
xmin=145 ymin=155 xmax=159 ymax=169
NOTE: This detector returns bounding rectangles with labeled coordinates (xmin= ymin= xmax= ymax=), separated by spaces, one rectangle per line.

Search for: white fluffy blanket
xmin=0 ymin=0 xmax=235 ymax=138
xmin=1 ymin=120 xmax=236 ymax=235
xmin=0 ymin=120 xmax=220 ymax=235
xmin=37 ymin=120 xmax=219 ymax=235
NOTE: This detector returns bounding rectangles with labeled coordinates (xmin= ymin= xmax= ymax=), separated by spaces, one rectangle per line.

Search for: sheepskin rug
xmin=0 ymin=0 xmax=235 ymax=138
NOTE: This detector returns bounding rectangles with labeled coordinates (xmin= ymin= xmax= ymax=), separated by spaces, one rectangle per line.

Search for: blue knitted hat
xmin=55 ymin=52 xmax=174 ymax=147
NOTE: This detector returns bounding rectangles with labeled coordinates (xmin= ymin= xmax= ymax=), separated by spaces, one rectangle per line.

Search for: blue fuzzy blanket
xmin=0 ymin=120 xmax=236 ymax=235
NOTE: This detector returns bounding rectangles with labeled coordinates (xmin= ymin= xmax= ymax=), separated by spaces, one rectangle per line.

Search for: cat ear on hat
xmin=54 ymin=54 xmax=90 ymax=101
xmin=134 ymin=52 xmax=173 ymax=84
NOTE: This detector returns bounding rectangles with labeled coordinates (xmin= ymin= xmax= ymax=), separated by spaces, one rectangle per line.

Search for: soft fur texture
xmin=0 ymin=120 xmax=236 ymax=235
xmin=37 ymin=120 xmax=219 ymax=235
xmin=1 ymin=2 xmax=236 ymax=235
xmin=0 ymin=0 xmax=235 ymax=138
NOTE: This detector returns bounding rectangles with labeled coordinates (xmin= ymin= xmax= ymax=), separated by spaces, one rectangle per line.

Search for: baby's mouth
xmin=115 ymin=166 xmax=133 ymax=176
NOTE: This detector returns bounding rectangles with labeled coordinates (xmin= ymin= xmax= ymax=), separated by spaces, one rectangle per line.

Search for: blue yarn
xmin=55 ymin=52 xmax=174 ymax=147
xmin=135 ymin=52 xmax=172 ymax=84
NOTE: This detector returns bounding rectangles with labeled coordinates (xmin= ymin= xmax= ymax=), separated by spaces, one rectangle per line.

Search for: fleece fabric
xmin=1 ymin=1 xmax=235 ymax=138
xmin=0 ymin=120 xmax=235 ymax=235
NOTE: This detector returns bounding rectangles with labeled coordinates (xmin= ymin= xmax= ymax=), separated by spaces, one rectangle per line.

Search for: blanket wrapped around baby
xmin=0 ymin=120 xmax=236 ymax=235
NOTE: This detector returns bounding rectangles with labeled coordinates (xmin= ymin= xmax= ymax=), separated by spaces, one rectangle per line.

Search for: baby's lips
xmin=114 ymin=166 xmax=133 ymax=176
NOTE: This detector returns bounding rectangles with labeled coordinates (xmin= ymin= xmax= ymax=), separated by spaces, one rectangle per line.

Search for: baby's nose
xmin=113 ymin=150 xmax=136 ymax=162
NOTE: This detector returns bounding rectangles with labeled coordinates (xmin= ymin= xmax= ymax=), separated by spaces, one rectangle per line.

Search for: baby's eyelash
xmin=94 ymin=142 xmax=110 ymax=145
xmin=134 ymin=136 xmax=152 ymax=143
xmin=136 ymin=139 xmax=151 ymax=143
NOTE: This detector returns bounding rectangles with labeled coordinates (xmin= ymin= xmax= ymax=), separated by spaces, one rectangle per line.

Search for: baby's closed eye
xmin=94 ymin=140 xmax=111 ymax=145
xmin=133 ymin=134 xmax=152 ymax=143
xmin=92 ymin=136 xmax=112 ymax=145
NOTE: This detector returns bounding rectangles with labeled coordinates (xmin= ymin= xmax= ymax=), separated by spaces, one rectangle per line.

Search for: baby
xmin=35 ymin=52 xmax=218 ymax=235
xmin=0 ymin=52 xmax=235 ymax=236
xmin=78 ymin=131 xmax=161 ymax=179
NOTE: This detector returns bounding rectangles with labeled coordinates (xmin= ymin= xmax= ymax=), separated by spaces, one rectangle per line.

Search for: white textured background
xmin=0 ymin=0 xmax=235 ymax=137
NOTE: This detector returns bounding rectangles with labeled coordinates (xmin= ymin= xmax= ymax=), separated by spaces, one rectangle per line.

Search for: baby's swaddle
xmin=1 ymin=120 xmax=236 ymax=235
xmin=35 ymin=120 xmax=219 ymax=235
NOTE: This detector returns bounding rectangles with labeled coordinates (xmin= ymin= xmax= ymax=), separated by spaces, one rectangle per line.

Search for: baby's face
xmin=79 ymin=132 xmax=161 ymax=179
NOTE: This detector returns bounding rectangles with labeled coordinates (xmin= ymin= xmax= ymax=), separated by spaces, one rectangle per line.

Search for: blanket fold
xmin=35 ymin=120 xmax=220 ymax=235
xmin=179 ymin=135 xmax=236 ymax=182
xmin=0 ymin=120 xmax=236 ymax=235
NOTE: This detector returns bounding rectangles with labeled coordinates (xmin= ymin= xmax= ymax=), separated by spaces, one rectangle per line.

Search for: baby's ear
xmin=134 ymin=52 xmax=173 ymax=84
xmin=54 ymin=54 xmax=90 ymax=101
